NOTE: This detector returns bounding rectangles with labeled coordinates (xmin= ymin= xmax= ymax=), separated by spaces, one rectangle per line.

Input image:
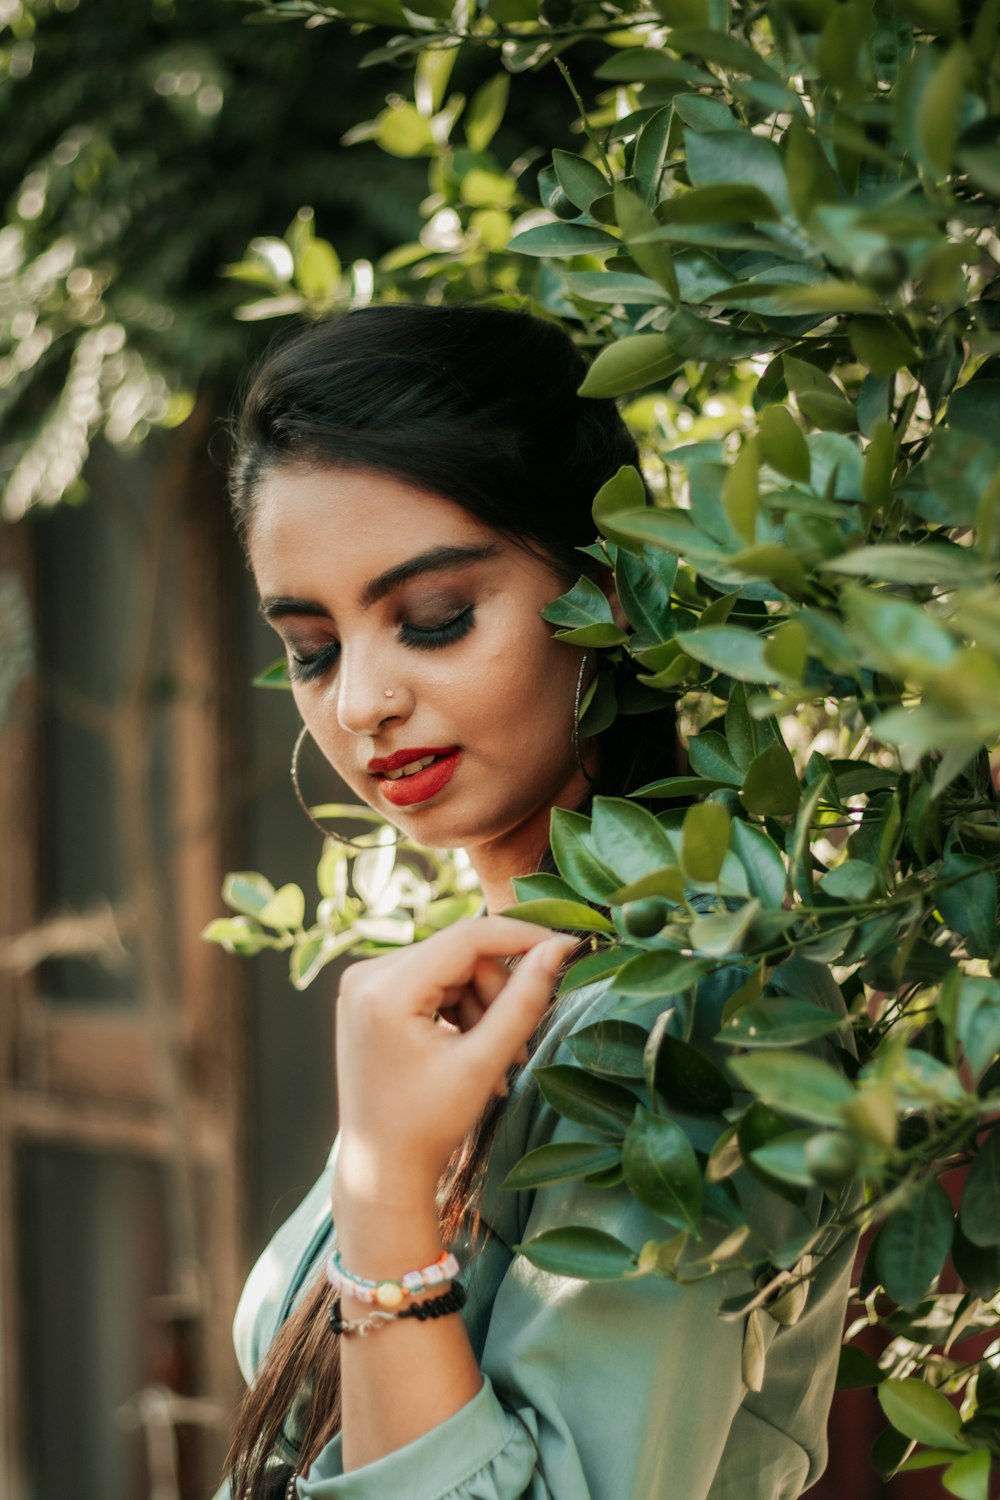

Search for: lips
xmin=372 ymin=749 xmax=462 ymax=808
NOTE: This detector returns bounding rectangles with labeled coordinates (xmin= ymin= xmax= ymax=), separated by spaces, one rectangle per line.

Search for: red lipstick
xmin=368 ymin=746 xmax=462 ymax=808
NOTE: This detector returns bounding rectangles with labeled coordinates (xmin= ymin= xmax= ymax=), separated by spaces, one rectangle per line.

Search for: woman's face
xmin=249 ymin=464 xmax=601 ymax=874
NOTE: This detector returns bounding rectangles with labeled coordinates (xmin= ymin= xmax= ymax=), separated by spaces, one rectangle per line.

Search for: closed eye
xmin=288 ymin=606 xmax=475 ymax=684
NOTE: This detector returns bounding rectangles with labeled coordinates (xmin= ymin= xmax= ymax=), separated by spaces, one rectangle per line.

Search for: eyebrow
xmin=259 ymin=543 xmax=501 ymax=621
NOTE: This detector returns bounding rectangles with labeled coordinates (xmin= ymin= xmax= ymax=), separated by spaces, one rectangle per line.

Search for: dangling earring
xmin=290 ymin=723 xmax=394 ymax=849
xmin=571 ymin=651 xmax=599 ymax=786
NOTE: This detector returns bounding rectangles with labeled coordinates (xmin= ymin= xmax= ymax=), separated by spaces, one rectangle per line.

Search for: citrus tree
xmin=202 ymin=1 xmax=1000 ymax=1488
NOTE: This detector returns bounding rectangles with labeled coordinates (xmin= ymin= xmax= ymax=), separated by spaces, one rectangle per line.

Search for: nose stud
xmin=383 ymin=688 xmax=394 ymax=700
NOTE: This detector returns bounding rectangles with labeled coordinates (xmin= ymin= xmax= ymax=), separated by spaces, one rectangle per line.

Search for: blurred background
xmin=0 ymin=3 xmax=957 ymax=1496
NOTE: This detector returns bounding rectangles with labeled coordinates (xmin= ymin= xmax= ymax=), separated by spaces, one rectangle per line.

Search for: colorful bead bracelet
xmin=324 ymin=1247 xmax=461 ymax=1310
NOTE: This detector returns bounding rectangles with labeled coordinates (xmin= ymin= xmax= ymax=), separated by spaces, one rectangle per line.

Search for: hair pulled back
xmin=226 ymin=304 xmax=677 ymax=1499
xmin=231 ymin=302 xmax=635 ymax=570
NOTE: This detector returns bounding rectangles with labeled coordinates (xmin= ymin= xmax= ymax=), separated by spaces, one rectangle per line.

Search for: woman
xmin=219 ymin=303 xmax=854 ymax=1500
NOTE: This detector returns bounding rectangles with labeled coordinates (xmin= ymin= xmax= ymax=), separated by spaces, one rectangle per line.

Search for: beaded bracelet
xmin=328 ymin=1281 xmax=466 ymax=1336
xmin=325 ymin=1247 xmax=461 ymax=1310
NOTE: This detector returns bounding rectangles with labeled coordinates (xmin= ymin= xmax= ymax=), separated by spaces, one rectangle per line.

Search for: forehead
xmin=248 ymin=464 xmax=497 ymax=590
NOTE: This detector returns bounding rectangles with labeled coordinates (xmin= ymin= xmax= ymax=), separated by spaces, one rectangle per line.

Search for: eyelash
xmin=288 ymin=606 xmax=475 ymax=684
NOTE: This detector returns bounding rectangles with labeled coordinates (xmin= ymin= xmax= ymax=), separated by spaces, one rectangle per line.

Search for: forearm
xmin=332 ymin=1179 xmax=483 ymax=1473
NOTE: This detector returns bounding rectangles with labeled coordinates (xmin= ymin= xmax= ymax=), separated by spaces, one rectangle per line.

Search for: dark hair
xmin=226 ymin=303 xmax=678 ymax=1498
xmin=229 ymin=302 xmax=676 ymax=808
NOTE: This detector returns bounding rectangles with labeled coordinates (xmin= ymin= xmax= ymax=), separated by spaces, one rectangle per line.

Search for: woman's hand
xmin=331 ymin=917 xmax=578 ymax=1213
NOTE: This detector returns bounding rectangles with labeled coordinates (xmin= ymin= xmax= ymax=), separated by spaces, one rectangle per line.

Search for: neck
xmin=466 ymin=761 xmax=595 ymax=916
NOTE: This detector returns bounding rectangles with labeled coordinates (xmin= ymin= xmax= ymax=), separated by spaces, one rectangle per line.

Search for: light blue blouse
xmin=216 ymin=963 xmax=855 ymax=1500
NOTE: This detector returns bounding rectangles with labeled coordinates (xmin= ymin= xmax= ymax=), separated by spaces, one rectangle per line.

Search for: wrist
xmin=333 ymin=1132 xmax=441 ymax=1218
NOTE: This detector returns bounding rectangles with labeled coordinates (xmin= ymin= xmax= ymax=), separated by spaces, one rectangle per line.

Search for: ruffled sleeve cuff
xmin=297 ymin=1374 xmax=538 ymax=1500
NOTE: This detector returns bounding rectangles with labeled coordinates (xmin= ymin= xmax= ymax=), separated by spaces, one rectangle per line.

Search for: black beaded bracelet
xmin=397 ymin=1281 xmax=466 ymax=1321
xmin=328 ymin=1281 xmax=466 ymax=1336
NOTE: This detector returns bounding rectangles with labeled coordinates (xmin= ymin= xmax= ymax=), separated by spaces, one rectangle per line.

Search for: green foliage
xmin=109 ymin=0 xmax=1000 ymax=1480
xmin=204 ymin=820 xmax=483 ymax=989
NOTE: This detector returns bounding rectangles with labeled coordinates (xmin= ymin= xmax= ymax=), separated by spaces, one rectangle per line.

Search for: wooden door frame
xmin=0 ymin=408 xmax=248 ymax=1499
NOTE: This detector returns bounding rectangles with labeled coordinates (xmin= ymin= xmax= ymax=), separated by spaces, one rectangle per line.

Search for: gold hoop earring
xmin=290 ymin=723 xmax=393 ymax=849
xmin=571 ymin=651 xmax=598 ymax=787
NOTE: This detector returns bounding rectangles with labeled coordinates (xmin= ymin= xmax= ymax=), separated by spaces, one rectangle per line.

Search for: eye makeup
xmin=287 ymin=604 xmax=475 ymax=684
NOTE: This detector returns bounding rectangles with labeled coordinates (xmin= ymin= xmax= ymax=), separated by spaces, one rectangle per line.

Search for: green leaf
xmin=500 ymin=898 xmax=614 ymax=934
xmin=506 ymin=223 xmax=619 ymax=258
xmin=592 ymin=796 xmax=678 ymax=886
xmin=665 ymin=26 xmax=784 ymax=84
xmin=729 ymin=1051 xmax=853 ymax=1125
xmin=553 ymin=149 xmax=609 ymax=213
xmin=758 ymin=405 xmax=810 ymax=484
xmin=874 ymin=1176 xmax=954 ymax=1309
xmin=720 ymin=999 xmax=842 ymax=1049
xmin=567 ymin=1020 xmax=649 ymax=1078
xmin=253 ymin=658 xmax=292 ymax=689
xmin=786 ymin=118 xmax=842 ymax=222
xmin=258 ymin=883 xmax=306 ymax=931
xmin=877 ymin=1379 xmax=965 ymax=1451
xmin=614 ymin=545 xmax=677 ymax=640
xmin=959 ymin=1130 xmax=1000 ymax=1247
xmin=741 ymin=744 xmax=801 ymax=817
xmin=614 ymin=950 xmax=709 ymax=999
xmin=951 ymin=1218 xmax=1000 ymax=1299
xmin=762 ymin=620 xmax=808 ymax=682
xmin=376 ymin=102 xmax=435 ymax=157
xmin=651 ymin=1033 xmax=733 ymax=1114
xmin=592 ymin=464 xmax=648 ymax=551
xmin=611 ymin=869 xmax=687 ymax=905
xmin=674 ymin=627 xmax=785 ymax=684
xmin=948 ymin=381 xmax=1000 ymax=449
xmin=681 ymin=801 xmax=731 ymax=883
xmin=557 ymin=947 xmax=631 ymax=997
xmin=721 ymin=441 xmax=758 ymax=545
xmin=918 ymin=40 xmax=969 ymax=178
xmin=822 ymin=544 xmax=983 ymax=584
xmin=631 ymin=776 xmax=731 ymax=800
xmin=937 ymin=853 xmax=998 ymax=959
xmin=730 ymin=820 xmax=788 ymax=908
xmin=942 ymin=1448 xmax=991 ymax=1500
xmin=687 ymin=732 xmax=743 ymax=786
xmin=819 ymin=861 xmax=881 ymax=901
xmin=563 ymin=272 xmax=666 ymax=307
xmin=511 ymin=873 xmax=580 ymax=906
xmin=655 ymin=183 xmax=781 ymax=225
xmin=837 ymin=1346 xmax=886 ymax=1389
xmin=594 ymin=49 xmax=715 ymax=86
xmin=540 ymin=576 xmax=627 ymax=646
xmin=464 ymin=72 xmax=509 ymax=151
xmin=689 ymin=899 xmax=761 ymax=957
xmin=862 ymin=418 xmax=896 ymax=514
xmin=684 ymin=129 xmax=789 ymax=217
xmin=501 ymin=1141 xmax=622 ymax=1191
xmin=749 ymin=1129 xmax=815 ymax=1187
xmin=848 ymin=317 xmax=919 ymax=375
xmin=550 ymin=808 xmax=621 ymax=904
xmin=534 ymin=1064 xmax=637 ymax=1137
xmin=222 ymin=870 xmax=277 ymax=919
xmin=516 ymin=1226 xmax=637 ymax=1280
xmin=577 ymin=334 xmax=682 ymax=399
xmin=615 ymin=184 xmax=680 ymax=301
xmin=622 ymin=1104 xmax=703 ymax=1232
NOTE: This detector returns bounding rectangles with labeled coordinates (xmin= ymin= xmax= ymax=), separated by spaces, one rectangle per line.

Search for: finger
xmin=394 ymin=918 xmax=574 ymax=1016
xmin=472 ymin=955 xmax=507 ymax=1008
xmin=474 ymin=955 xmax=524 ymax=1060
xmin=459 ymin=935 xmax=578 ymax=1085
xmin=455 ymin=989 xmax=487 ymax=1033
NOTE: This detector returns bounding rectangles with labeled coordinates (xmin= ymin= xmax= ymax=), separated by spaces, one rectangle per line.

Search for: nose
xmin=334 ymin=642 xmax=410 ymax=738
